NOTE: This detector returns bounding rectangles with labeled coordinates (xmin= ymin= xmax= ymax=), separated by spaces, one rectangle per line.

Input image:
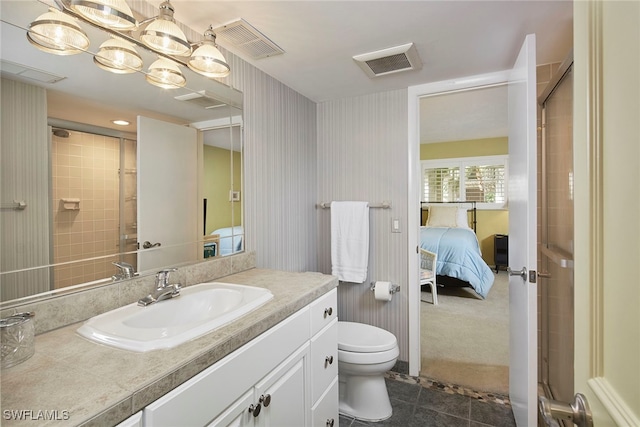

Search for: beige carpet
xmin=420 ymin=272 xmax=510 ymax=395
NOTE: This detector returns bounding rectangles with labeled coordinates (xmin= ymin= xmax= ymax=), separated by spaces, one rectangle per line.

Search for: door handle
xmin=507 ymin=266 xmax=527 ymax=280
xmin=142 ymin=241 xmax=161 ymax=249
xmin=539 ymin=393 xmax=593 ymax=427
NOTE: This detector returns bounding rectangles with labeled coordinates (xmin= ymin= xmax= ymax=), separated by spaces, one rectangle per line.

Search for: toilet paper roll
xmin=374 ymin=281 xmax=393 ymax=302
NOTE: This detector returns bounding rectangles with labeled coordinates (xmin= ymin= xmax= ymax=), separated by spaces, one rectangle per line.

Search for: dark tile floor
xmin=339 ymin=376 xmax=517 ymax=427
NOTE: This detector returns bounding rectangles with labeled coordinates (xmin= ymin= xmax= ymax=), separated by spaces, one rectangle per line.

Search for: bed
xmin=420 ymin=202 xmax=495 ymax=299
xmin=205 ymin=226 xmax=244 ymax=257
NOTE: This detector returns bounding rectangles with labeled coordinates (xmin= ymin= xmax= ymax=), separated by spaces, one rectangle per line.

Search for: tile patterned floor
xmin=339 ymin=373 xmax=517 ymax=427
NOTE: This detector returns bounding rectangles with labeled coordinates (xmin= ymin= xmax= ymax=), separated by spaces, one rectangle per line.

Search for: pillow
xmin=425 ymin=206 xmax=472 ymax=228
xmin=456 ymin=208 xmax=471 ymax=229
xmin=426 ymin=206 xmax=458 ymax=227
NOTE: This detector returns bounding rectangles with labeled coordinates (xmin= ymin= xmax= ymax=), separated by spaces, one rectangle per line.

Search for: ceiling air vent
xmin=353 ymin=43 xmax=422 ymax=78
xmin=212 ymin=18 xmax=284 ymax=60
xmin=1 ymin=59 xmax=66 ymax=84
xmin=174 ymin=90 xmax=227 ymax=109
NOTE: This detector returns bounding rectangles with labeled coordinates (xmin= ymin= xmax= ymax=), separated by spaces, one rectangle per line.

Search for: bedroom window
xmin=421 ymin=155 xmax=507 ymax=209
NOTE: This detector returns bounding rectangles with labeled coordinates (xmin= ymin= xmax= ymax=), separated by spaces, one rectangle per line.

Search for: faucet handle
xmin=113 ymin=261 xmax=136 ymax=277
xmin=112 ymin=261 xmax=137 ymax=280
xmin=155 ymin=268 xmax=178 ymax=288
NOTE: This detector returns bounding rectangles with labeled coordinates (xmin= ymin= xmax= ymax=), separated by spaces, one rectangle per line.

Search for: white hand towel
xmin=331 ymin=201 xmax=369 ymax=283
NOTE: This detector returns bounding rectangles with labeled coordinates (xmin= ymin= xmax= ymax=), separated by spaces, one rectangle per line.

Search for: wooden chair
xmin=419 ymin=248 xmax=438 ymax=305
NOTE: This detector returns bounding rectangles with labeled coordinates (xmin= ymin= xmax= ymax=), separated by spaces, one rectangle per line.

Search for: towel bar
xmin=0 ymin=201 xmax=27 ymax=210
xmin=316 ymin=201 xmax=391 ymax=209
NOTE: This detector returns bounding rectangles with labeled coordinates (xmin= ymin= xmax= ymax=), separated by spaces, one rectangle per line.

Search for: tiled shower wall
xmin=536 ymin=59 xmax=575 ymax=402
xmin=51 ymin=131 xmax=121 ymax=288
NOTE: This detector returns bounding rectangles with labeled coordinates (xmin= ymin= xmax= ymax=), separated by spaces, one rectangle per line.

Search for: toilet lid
xmin=338 ymin=321 xmax=398 ymax=353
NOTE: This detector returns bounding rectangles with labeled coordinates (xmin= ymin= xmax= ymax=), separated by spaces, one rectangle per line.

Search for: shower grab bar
xmin=1 ymin=201 xmax=27 ymax=210
xmin=316 ymin=201 xmax=391 ymax=209
xmin=540 ymin=245 xmax=574 ymax=269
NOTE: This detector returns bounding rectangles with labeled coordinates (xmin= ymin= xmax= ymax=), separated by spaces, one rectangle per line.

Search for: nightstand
xmin=494 ymin=234 xmax=508 ymax=273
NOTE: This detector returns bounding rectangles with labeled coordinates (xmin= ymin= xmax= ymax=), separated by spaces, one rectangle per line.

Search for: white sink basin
xmin=77 ymin=282 xmax=273 ymax=352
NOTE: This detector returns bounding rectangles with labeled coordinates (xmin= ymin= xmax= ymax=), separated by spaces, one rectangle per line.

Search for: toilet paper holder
xmin=370 ymin=282 xmax=400 ymax=294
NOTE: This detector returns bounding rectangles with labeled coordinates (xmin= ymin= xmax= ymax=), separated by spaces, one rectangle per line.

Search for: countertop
xmin=0 ymin=269 xmax=338 ymax=427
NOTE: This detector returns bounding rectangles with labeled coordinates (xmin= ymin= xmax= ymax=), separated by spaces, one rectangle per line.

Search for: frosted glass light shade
xmin=70 ymin=0 xmax=136 ymax=30
xmin=141 ymin=19 xmax=191 ymax=56
xmin=146 ymin=58 xmax=185 ymax=89
xmin=188 ymin=42 xmax=230 ymax=78
xmin=94 ymin=37 xmax=143 ymax=74
xmin=27 ymin=9 xmax=90 ymax=55
xmin=140 ymin=2 xmax=191 ymax=56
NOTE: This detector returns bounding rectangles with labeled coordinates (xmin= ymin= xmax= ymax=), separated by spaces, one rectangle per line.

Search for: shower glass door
xmin=539 ymin=64 xmax=574 ymax=405
xmin=118 ymin=137 xmax=138 ymax=267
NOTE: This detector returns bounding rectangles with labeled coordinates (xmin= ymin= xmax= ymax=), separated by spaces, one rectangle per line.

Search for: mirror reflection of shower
xmin=50 ymin=126 xmax=137 ymax=289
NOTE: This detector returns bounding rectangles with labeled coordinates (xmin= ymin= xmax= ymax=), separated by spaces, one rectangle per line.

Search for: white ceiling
xmin=1 ymin=0 xmax=573 ymax=143
xmin=168 ymin=1 xmax=573 ymax=103
xmin=170 ymin=0 xmax=572 ymax=144
xmin=420 ymin=84 xmax=509 ymax=144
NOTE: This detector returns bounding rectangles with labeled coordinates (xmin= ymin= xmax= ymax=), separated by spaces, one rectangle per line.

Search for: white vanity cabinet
xmin=141 ymin=288 xmax=338 ymax=427
xmin=308 ymin=290 xmax=339 ymax=427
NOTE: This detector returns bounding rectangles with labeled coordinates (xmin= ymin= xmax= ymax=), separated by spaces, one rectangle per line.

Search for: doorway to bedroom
xmin=417 ymin=84 xmax=511 ymax=395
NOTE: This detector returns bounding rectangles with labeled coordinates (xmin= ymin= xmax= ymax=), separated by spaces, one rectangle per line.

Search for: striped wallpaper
xmin=1 ymin=78 xmax=51 ymax=300
xmin=222 ymin=43 xmax=412 ymax=359
xmin=317 ymin=90 xmax=410 ymax=360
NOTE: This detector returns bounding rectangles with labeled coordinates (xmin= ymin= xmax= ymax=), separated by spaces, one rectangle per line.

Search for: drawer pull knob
xmin=325 ymin=355 xmax=334 ymax=366
xmin=324 ymin=307 xmax=333 ymax=317
xmin=326 ymin=418 xmax=335 ymax=427
xmin=248 ymin=403 xmax=261 ymax=417
xmin=259 ymin=394 xmax=271 ymax=407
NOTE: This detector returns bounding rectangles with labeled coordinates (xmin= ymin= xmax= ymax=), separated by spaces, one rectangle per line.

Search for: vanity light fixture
xmin=69 ymin=0 xmax=136 ymax=31
xmin=146 ymin=57 xmax=186 ymax=89
xmin=94 ymin=37 xmax=142 ymax=74
xmin=26 ymin=0 xmax=232 ymax=89
xmin=139 ymin=1 xmax=191 ymax=57
xmin=188 ymin=26 xmax=230 ymax=78
xmin=27 ymin=8 xmax=90 ymax=55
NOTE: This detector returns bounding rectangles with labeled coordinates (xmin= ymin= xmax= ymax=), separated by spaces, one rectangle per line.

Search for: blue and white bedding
xmin=420 ymin=226 xmax=494 ymax=299
xmin=212 ymin=226 xmax=244 ymax=256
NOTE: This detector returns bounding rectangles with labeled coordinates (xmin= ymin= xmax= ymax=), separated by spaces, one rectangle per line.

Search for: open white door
xmin=507 ymin=34 xmax=537 ymax=426
xmin=137 ymin=116 xmax=198 ymax=273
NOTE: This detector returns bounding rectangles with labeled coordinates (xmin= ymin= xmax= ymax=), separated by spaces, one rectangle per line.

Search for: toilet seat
xmin=338 ymin=346 xmax=399 ymax=365
xmin=337 ymin=321 xmax=398 ymax=363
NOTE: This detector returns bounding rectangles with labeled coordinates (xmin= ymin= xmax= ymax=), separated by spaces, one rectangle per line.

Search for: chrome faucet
xmin=137 ymin=268 xmax=181 ymax=307
xmin=112 ymin=261 xmax=137 ymax=281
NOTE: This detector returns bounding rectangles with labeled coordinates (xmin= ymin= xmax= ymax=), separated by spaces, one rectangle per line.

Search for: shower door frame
xmin=537 ymin=51 xmax=574 ymax=409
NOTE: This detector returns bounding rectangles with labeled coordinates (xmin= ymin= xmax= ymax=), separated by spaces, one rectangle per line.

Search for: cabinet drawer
xmin=311 ymin=377 xmax=338 ymax=427
xmin=144 ymin=307 xmax=310 ymax=427
xmin=309 ymin=288 xmax=337 ymax=337
xmin=310 ymin=319 xmax=338 ymax=404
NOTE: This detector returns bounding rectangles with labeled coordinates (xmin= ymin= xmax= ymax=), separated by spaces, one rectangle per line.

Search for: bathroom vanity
xmin=0 ymin=268 xmax=338 ymax=427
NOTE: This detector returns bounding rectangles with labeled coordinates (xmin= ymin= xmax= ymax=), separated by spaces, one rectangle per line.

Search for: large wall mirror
xmin=0 ymin=0 xmax=244 ymax=306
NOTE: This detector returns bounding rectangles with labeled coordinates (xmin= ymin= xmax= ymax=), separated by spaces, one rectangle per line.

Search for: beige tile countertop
xmin=0 ymin=269 xmax=338 ymax=427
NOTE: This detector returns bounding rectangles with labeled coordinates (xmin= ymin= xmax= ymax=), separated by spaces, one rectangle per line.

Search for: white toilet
xmin=337 ymin=321 xmax=400 ymax=422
